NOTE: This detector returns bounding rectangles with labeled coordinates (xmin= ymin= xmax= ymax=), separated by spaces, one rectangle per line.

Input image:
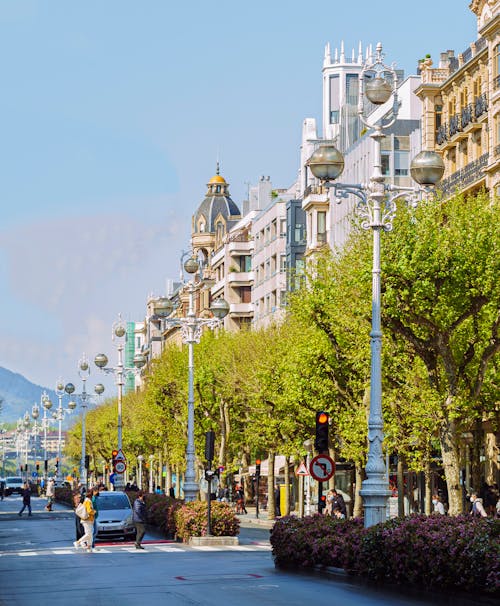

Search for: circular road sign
xmin=309 ymin=454 xmax=335 ymax=482
xmin=114 ymin=461 xmax=127 ymax=474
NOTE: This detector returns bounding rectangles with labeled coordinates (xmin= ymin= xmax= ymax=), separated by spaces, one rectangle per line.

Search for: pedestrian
xmin=470 ymin=492 xmax=488 ymax=517
xmin=45 ymin=477 xmax=55 ymax=511
xmin=132 ymin=490 xmax=147 ymax=550
xmin=235 ymin=485 xmax=247 ymax=514
xmin=0 ymin=478 xmax=5 ymax=500
xmin=331 ymin=489 xmax=347 ymax=518
xmin=74 ymin=491 xmax=95 ymax=552
xmin=169 ymin=483 xmax=176 ymax=498
xmin=274 ymin=485 xmax=281 ymax=517
xmin=73 ymin=493 xmax=84 ymax=540
xmin=432 ymin=494 xmax=446 ymax=515
xmin=332 ymin=506 xmax=345 ymax=519
xmin=325 ymin=489 xmax=335 ymax=515
xmin=18 ymin=483 xmax=32 ymax=516
xmin=90 ymin=486 xmax=100 ymax=549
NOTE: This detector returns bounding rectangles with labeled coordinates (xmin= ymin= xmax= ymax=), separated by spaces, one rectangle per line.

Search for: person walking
xmin=74 ymin=491 xmax=95 ymax=552
xmin=470 ymin=492 xmax=488 ymax=517
xmin=90 ymin=486 xmax=100 ymax=549
xmin=18 ymin=483 xmax=32 ymax=516
xmin=73 ymin=492 xmax=84 ymax=540
xmin=432 ymin=494 xmax=446 ymax=515
xmin=45 ymin=477 xmax=55 ymax=511
xmin=331 ymin=489 xmax=347 ymax=518
xmin=132 ymin=490 xmax=147 ymax=550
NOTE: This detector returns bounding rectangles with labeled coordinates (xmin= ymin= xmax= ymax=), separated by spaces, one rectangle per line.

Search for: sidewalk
xmin=236 ymin=506 xmax=277 ymax=529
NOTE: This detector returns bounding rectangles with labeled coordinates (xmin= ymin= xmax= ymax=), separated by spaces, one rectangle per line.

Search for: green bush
xmin=173 ymin=501 xmax=240 ymax=542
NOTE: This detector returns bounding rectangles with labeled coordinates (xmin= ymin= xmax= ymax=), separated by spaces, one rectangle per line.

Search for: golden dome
xmin=208 ymin=174 xmax=226 ymax=184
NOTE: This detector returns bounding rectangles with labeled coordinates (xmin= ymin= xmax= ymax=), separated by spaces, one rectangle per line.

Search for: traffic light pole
xmin=317 ymin=480 xmax=323 ymax=514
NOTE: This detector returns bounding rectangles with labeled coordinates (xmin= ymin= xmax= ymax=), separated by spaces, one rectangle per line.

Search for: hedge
xmin=270 ymin=514 xmax=499 ymax=595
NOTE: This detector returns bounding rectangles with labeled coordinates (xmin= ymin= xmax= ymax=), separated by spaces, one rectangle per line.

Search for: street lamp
xmin=31 ymin=403 xmax=41 ymax=482
xmin=303 ymin=439 xmax=313 ymax=517
xmin=149 ymin=454 xmax=154 ymax=493
xmin=40 ymin=392 xmax=53 ymax=482
xmin=151 ymin=255 xmax=229 ymax=502
xmin=69 ymin=354 xmax=105 ymax=487
xmin=53 ymin=380 xmax=77 ymax=481
xmin=94 ymin=314 xmax=146 ymax=491
xmin=137 ymin=455 xmax=144 ymax=490
xmin=307 ymin=43 xmax=444 ymax=527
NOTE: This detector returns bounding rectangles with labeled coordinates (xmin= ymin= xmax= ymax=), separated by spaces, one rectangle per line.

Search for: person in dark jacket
xmin=132 ymin=490 xmax=147 ymax=549
xmin=331 ymin=489 xmax=347 ymax=517
xmin=18 ymin=483 xmax=32 ymax=516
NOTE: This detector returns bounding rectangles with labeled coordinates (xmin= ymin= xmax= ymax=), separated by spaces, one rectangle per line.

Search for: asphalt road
xmin=0 ymin=494 xmax=489 ymax=606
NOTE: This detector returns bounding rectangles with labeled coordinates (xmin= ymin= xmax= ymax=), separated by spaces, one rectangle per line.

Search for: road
xmin=0 ymin=494 xmax=486 ymax=606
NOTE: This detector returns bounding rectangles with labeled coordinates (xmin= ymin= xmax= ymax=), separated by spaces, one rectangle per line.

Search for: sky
xmin=0 ymin=1 xmax=477 ymax=394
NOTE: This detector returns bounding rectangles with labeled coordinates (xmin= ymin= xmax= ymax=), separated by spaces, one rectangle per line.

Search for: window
xmin=280 ymin=255 xmax=287 ymax=273
xmin=294 ymin=223 xmax=304 ymax=243
xmin=495 ymin=44 xmax=500 ymax=89
xmin=317 ymin=211 xmax=327 ymax=242
xmin=381 ymin=152 xmax=390 ymax=176
xmin=240 ymin=255 xmax=251 ymax=272
xmin=240 ymin=286 xmax=251 ymax=303
xmin=346 ymin=74 xmax=359 ymax=105
xmin=329 ymin=75 xmax=339 ymax=123
xmin=280 ymin=219 xmax=286 ymax=236
xmin=395 ymin=151 xmax=409 ymax=176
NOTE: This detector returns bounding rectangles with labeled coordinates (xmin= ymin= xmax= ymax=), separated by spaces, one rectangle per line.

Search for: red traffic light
xmin=112 ymin=450 xmax=118 ymax=457
xmin=320 ymin=494 xmax=326 ymax=502
xmin=317 ymin=412 xmax=328 ymax=424
xmin=255 ymin=459 xmax=261 ymax=465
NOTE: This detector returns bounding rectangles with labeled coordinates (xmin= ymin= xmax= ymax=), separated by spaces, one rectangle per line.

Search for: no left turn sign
xmin=309 ymin=454 xmax=335 ymax=482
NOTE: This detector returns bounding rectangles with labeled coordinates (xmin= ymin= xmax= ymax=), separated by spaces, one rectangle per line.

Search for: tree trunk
xmin=424 ymin=461 xmax=432 ymax=515
xmin=353 ymin=464 xmax=364 ymax=518
xmin=328 ymin=445 xmax=336 ymax=490
xmin=439 ymin=417 xmax=462 ymax=514
xmin=484 ymin=423 xmax=499 ymax=485
xmin=284 ymin=456 xmax=290 ymax=516
xmin=267 ymin=451 xmax=275 ymax=520
xmin=471 ymin=418 xmax=482 ymax=492
xmin=241 ymin=449 xmax=252 ymax=505
xmin=397 ymin=456 xmax=405 ymax=517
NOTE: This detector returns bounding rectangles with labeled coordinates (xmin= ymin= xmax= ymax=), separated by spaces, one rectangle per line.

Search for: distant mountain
xmin=0 ymin=367 xmax=59 ymax=424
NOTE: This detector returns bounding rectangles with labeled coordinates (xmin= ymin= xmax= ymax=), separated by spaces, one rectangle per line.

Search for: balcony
xmin=228 ymin=239 xmax=253 ymax=255
xmin=229 ymin=302 xmax=253 ymax=316
xmin=227 ymin=271 xmax=254 ymax=286
xmin=439 ymin=153 xmax=488 ymax=196
xmin=436 ymin=94 xmax=488 ymax=146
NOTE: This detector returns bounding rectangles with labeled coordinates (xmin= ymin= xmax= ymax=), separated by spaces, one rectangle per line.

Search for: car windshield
xmin=7 ymin=477 xmax=22 ymax=483
xmin=98 ymin=495 xmax=130 ymax=510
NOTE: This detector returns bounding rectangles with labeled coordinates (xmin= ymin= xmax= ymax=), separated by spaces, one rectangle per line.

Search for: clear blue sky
xmin=0 ymin=1 xmax=476 ymax=392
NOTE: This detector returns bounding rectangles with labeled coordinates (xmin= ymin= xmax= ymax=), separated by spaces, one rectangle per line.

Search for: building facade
xmin=415 ymin=0 xmax=499 ymax=197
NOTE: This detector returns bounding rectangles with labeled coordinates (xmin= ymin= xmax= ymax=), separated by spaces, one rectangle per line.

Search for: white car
xmin=94 ymin=491 xmax=136 ymax=541
xmin=5 ymin=476 xmax=24 ymax=496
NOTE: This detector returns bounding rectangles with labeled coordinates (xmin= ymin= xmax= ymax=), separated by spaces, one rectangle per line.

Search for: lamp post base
xmin=183 ymin=480 xmax=199 ymax=502
xmin=360 ymin=479 xmax=391 ymax=527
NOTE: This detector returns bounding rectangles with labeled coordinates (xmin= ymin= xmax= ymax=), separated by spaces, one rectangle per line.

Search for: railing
xmin=436 ymin=94 xmax=487 ymax=145
xmin=303 ymin=184 xmax=325 ymax=197
xmin=440 ymin=153 xmax=488 ymax=195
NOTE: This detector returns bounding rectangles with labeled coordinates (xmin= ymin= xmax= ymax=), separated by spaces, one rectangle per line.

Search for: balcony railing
xmin=440 ymin=153 xmax=488 ymax=195
xmin=436 ymin=93 xmax=488 ymax=145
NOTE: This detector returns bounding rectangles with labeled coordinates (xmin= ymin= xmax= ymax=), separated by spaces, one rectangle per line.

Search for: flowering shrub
xmin=270 ymin=514 xmax=499 ymax=595
xmin=126 ymin=490 xmax=179 ymax=536
xmin=173 ymin=501 xmax=240 ymax=542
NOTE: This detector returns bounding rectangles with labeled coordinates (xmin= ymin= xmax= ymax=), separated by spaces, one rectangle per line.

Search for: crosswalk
xmin=1 ymin=542 xmax=272 ymax=557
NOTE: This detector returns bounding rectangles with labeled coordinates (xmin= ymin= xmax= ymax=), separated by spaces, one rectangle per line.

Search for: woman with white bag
xmin=73 ymin=490 xmax=96 ymax=552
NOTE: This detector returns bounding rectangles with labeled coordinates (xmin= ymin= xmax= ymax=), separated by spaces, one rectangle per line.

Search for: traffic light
xmin=111 ymin=450 xmax=118 ymax=470
xmin=314 ymin=411 xmax=329 ymax=453
xmin=36 ymin=462 xmax=40 ymax=472
xmin=55 ymin=458 xmax=59 ymax=469
xmin=205 ymin=431 xmax=215 ymax=462
xmin=44 ymin=459 xmax=48 ymax=472
xmin=85 ymin=455 xmax=90 ymax=470
xmin=319 ymin=494 xmax=327 ymax=511
xmin=255 ymin=459 xmax=261 ymax=477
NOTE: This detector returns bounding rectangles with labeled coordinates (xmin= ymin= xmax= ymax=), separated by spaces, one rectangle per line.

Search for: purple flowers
xmin=270 ymin=514 xmax=499 ymax=595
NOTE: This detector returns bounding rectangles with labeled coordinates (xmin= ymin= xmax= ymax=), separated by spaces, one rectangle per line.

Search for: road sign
xmin=32 ymin=472 xmax=38 ymax=478
xmin=295 ymin=461 xmax=309 ymax=476
xmin=309 ymin=454 xmax=335 ymax=482
xmin=114 ymin=461 xmax=127 ymax=474
xmin=114 ymin=449 xmax=126 ymax=462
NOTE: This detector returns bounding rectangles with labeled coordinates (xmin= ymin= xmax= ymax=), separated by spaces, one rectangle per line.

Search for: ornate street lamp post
xmin=68 ymin=355 xmax=105 ymax=487
xmin=94 ymin=315 xmax=146 ymax=491
xmin=307 ymin=43 xmax=444 ymax=527
xmin=151 ymin=256 xmax=229 ymax=502
xmin=40 ymin=392 xmax=53 ymax=482
xmin=137 ymin=455 xmax=144 ymax=490
xmin=53 ymin=381 xmax=77 ymax=481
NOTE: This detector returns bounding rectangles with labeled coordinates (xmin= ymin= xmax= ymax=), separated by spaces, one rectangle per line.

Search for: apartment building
xmin=415 ymin=0 xmax=499 ymax=197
